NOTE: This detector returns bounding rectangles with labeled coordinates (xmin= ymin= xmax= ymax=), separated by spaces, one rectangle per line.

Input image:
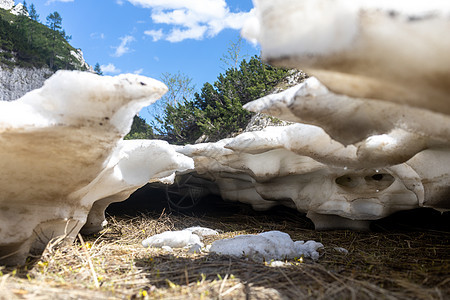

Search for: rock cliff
xmin=0 ymin=65 xmax=53 ymax=101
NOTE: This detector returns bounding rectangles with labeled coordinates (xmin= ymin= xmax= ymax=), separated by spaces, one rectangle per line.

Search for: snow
xmin=187 ymin=243 xmax=203 ymax=254
xmin=209 ymin=231 xmax=323 ymax=261
xmin=243 ymin=0 xmax=358 ymax=56
xmin=243 ymin=78 xmax=450 ymax=167
xmin=142 ymin=230 xmax=203 ymax=248
xmin=243 ymin=0 xmax=450 ymax=59
xmin=243 ymin=0 xmax=450 ymax=117
xmin=0 ymin=70 xmax=171 ymax=265
xmin=334 ymin=247 xmax=349 ymax=254
xmin=142 ymin=226 xmax=218 ymax=249
xmin=0 ymin=0 xmax=14 ymax=11
xmin=79 ymin=139 xmax=194 ymax=234
xmin=10 ymin=3 xmax=27 ymax=16
xmin=183 ymin=226 xmax=219 ymax=237
xmin=142 ymin=229 xmax=324 ymax=261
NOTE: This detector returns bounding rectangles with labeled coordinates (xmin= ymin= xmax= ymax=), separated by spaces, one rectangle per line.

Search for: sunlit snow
xmin=210 ymin=231 xmax=323 ymax=261
xmin=142 ymin=226 xmax=219 ymax=249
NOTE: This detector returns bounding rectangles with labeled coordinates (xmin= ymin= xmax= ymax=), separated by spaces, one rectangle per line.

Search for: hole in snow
xmin=371 ymin=174 xmax=384 ymax=181
xmin=364 ymin=173 xmax=395 ymax=191
xmin=335 ymin=175 xmax=359 ymax=188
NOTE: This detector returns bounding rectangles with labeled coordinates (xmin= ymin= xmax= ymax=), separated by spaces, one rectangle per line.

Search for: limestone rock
xmin=0 ymin=65 xmax=54 ymax=101
xmin=0 ymin=70 xmax=192 ymax=265
xmin=243 ymin=0 xmax=450 ymax=115
xmin=10 ymin=2 xmax=27 ymax=16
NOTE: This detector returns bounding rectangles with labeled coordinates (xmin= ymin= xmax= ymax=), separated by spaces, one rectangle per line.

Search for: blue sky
xmin=27 ymin=0 xmax=259 ymax=122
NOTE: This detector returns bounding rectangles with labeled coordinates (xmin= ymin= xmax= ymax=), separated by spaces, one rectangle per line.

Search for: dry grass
xmin=0 ymin=199 xmax=449 ymax=300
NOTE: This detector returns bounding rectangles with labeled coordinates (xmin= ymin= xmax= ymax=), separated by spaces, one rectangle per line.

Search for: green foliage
xmin=29 ymin=4 xmax=39 ymax=22
xmin=124 ymin=115 xmax=154 ymax=140
xmin=156 ymin=101 xmax=203 ymax=145
xmin=0 ymin=7 xmax=84 ymax=70
xmin=94 ymin=63 xmax=102 ymax=75
xmin=156 ymin=56 xmax=289 ymax=145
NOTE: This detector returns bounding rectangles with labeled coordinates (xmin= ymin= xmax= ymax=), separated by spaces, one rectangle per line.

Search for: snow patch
xmin=142 ymin=226 xmax=217 ymax=249
xmin=183 ymin=226 xmax=219 ymax=237
xmin=142 ymin=230 xmax=203 ymax=248
xmin=209 ymin=231 xmax=323 ymax=261
xmin=10 ymin=2 xmax=27 ymax=16
xmin=0 ymin=0 xmax=14 ymax=11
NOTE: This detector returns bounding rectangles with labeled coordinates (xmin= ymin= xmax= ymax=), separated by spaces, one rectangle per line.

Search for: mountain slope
xmin=0 ymin=2 xmax=91 ymax=101
xmin=0 ymin=6 xmax=88 ymax=70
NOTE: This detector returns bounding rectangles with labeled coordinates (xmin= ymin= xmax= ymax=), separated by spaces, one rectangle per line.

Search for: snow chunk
xmin=183 ymin=226 xmax=219 ymax=237
xmin=334 ymin=247 xmax=349 ymax=254
xmin=142 ymin=226 xmax=218 ymax=249
xmin=142 ymin=230 xmax=203 ymax=248
xmin=269 ymin=261 xmax=289 ymax=267
xmin=162 ymin=246 xmax=173 ymax=252
xmin=210 ymin=231 xmax=323 ymax=261
xmin=187 ymin=243 xmax=203 ymax=254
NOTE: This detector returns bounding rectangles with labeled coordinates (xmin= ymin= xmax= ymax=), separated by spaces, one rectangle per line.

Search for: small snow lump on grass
xmin=141 ymin=226 xmax=219 ymax=251
xmin=209 ymin=231 xmax=323 ymax=261
xmin=142 ymin=230 xmax=202 ymax=248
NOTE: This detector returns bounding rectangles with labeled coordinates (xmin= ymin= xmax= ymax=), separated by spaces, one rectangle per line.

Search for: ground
xmin=0 ymin=194 xmax=449 ymax=300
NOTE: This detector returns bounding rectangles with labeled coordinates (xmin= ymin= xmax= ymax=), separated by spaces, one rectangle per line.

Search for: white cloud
xmin=116 ymin=0 xmax=124 ymax=5
xmin=90 ymin=32 xmax=105 ymax=40
xmin=101 ymin=63 xmax=121 ymax=74
xmin=112 ymin=35 xmax=135 ymax=57
xmin=46 ymin=0 xmax=74 ymax=4
xmin=126 ymin=0 xmax=254 ymax=42
xmin=166 ymin=25 xmax=208 ymax=42
xmin=134 ymin=68 xmax=144 ymax=75
xmin=144 ymin=29 xmax=164 ymax=42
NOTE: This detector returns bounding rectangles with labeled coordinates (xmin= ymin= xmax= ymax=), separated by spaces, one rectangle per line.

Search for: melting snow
xmin=142 ymin=230 xmax=203 ymax=248
xmin=142 ymin=226 xmax=218 ymax=249
xmin=142 ymin=229 xmax=324 ymax=261
xmin=183 ymin=226 xmax=219 ymax=237
xmin=210 ymin=231 xmax=323 ymax=261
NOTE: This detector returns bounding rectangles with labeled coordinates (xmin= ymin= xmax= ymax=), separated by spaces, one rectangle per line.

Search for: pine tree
xmin=29 ymin=4 xmax=39 ymax=22
xmin=124 ymin=115 xmax=154 ymax=140
xmin=45 ymin=11 xmax=71 ymax=69
xmin=156 ymin=56 xmax=289 ymax=144
xmin=46 ymin=12 xmax=62 ymax=32
xmin=46 ymin=12 xmax=62 ymax=69
xmin=22 ymin=1 xmax=28 ymax=15
xmin=94 ymin=63 xmax=103 ymax=75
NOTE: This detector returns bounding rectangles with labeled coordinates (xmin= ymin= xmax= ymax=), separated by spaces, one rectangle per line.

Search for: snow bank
xmin=176 ymin=0 xmax=448 ymax=229
xmin=177 ymin=123 xmax=442 ymax=229
xmin=243 ymin=0 xmax=450 ymax=115
xmin=0 ymin=71 xmax=195 ymax=265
